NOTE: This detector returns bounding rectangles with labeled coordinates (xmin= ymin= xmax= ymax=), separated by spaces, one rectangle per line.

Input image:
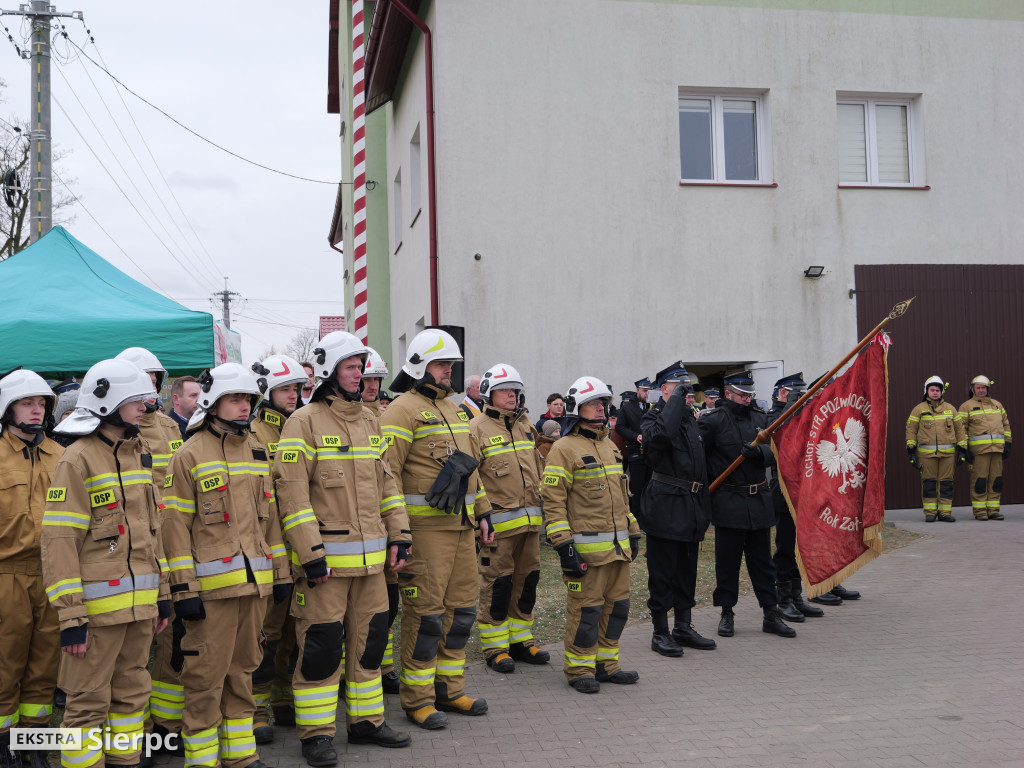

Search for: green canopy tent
xmin=0 ymin=226 xmax=215 ymax=376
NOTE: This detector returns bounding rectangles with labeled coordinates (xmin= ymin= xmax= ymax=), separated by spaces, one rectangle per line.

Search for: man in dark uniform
xmin=615 ymin=377 xmax=653 ymax=519
xmin=698 ymin=387 xmax=720 ymax=414
xmin=699 ymin=371 xmax=795 ymax=639
xmin=639 ymin=363 xmax=717 ymax=657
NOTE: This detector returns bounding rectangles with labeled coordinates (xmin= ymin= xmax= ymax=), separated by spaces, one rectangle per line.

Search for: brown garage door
xmin=854 ymin=265 xmax=1023 ymax=510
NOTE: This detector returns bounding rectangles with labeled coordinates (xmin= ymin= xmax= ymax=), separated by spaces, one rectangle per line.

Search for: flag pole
xmin=708 ymin=297 xmax=915 ymax=493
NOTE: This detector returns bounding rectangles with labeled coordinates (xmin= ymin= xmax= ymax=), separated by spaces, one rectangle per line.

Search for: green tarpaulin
xmin=0 ymin=227 xmax=214 ymax=376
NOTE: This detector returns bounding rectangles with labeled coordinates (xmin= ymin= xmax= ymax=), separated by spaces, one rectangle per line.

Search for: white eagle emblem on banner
xmin=816 ymin=417 xmax=867 ymax=494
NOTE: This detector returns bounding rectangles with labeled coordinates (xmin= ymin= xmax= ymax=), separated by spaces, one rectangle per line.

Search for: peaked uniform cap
xmin=654 ymin=361 xmax=689 ymax=388
xmin=724 ymin=371 xmax=756 ymax=395
xmin=634 ymin=377 xmax=653 ymax=389
xmin=774 ymin=372 xmax=807 ymax=392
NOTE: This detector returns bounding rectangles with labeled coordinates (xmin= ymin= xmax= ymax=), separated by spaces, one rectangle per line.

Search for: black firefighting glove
xmin=302 ymin=556 xmax=329 ymax=588
xmin=907 ymin=445 xmax=919 ymax=469
xmin=425 ymin=450 xmax=479 ymax=513
xmin=965 ymin=447 xmax=975 ymax=462
xmin=60 ymin=624 xmax=88 ymax=648
xmin=157 ymin=600 xmax=172 ymax=619
xmin=955 ymin=446 xmax=968 ymax=466
xmin=174 ymin=596 xmax=205 ymax=622
xmin=1004 ymin=442 xmax=1012 ymax=460
xmin=273 ymin=583 xmax=292 ymax=604
xmin=477 ymin=512 xmax=493 ymax=540
xmin=741 ymin=442 xmax=766 ymax=466
xmin=555 ymin=542 xmax=587 ymax=578
xmin=629 ymin=535 xmax=641 ymax=562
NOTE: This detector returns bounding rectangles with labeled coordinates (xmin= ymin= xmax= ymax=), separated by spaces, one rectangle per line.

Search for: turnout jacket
xmin=0 ymin=429 xmax=63 ymax=572
xmin=273 ymin=395 xmax=411 ymax=578
xmin=162 ymin=423 xmax=288 ymax=602
xmin=958 ymin=396 xmax=1012 ymax=455
xmin=469 ymin=405 xmax=543 ymax=538
xmin=540 ymin=422 xmax=639 ymax=566
xmin=698 ymin=398 xmax=774 ymax=530
xmin=379 ymin=383 xmax=491 ymax=531
xmin=139 ymin=409 xmax=184 ymax=488
xmin=252 ymin=404 xmax=286 ymax=460
xmin=638 ymin=389 xmax=711 ymax=543
xmin=906 ymin=399 xmax=967 ymax=457
xmin=41 ymin=428 xmax=169 ymax=631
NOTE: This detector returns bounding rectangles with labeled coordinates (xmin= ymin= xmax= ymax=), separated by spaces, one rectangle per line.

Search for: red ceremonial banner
xmin=771 ymin=337 xmax=890 ymax=596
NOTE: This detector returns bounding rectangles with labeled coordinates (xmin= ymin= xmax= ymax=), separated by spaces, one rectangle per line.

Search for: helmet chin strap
xmin=101 ymin=411 xmax=141 ymax=436
xmin=211 ymin=413 xmax=252 ymax=433
xmin=144 ymin=400 xmax=160 ymax=414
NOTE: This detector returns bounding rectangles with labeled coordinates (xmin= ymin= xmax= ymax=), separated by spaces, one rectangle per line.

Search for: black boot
xmin=137 ymin=746 xmax=154 ymax=768
xmin=790 ymin=580 xmax=824 ymax=617
xmin=651 ymin=610 xmax=684 ymax=657
xmin=762 ymin=606 xmax=797 ymax=637
xmin=717 ymin=607 xmax=735 ymax=637
xmin=810 ymin=591 xmax=842 ymax=606
xmin=301 ymin=736 xmax=337 ymax=767
xmin=1 ymin=734 xmax=18 ymax=768
xmin=20 ymin=751 xmax=50 ymax=768
xmin=776 ymin=581 xmax=805 ymax=623
xmin=381 ymin=669 xmax=400 ymax=695
xmin=672 ymin=609 xmax=716 ymax=650
xmin=831 ymin=583 xmax=861 ymax=600
xmin=347 ymin=720 xmax=411 ymax=748
xmin=595 ymin=662 xmax=639 ymax=684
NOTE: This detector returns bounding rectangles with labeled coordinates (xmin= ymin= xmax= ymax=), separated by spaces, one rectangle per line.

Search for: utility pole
xmin=0 ymin=2 xmax=83 ymax=243
xmin=214 ymin=277 xmax=240 ymax=329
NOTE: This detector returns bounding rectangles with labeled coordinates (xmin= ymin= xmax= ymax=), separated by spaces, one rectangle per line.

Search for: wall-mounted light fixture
xmin=803 ymin=266 xmax=825 ymax=279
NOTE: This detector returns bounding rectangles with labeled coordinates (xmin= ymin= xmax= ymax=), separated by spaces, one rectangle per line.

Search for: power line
xmin=234 ymin=314 xmax=316 ymax=331
xmin=61 ymin=32 xmax=342 ymax=186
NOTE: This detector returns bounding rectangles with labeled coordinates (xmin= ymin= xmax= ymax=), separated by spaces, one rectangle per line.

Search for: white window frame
xmin=837 ymin=93 xmax=924 ymax=188
xmin=677 ymin=88 xmax=773 ymax=185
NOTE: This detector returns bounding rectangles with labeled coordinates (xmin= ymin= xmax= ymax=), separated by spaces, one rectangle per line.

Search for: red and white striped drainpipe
xmin=351 ymin=0 xmax=369 ymax=343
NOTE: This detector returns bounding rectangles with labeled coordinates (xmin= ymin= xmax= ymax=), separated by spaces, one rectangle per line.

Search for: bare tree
xmin=284 ymin=328 xmax=319 ymax=363
xmin=1 ymin=78 xmax=76 ymax=259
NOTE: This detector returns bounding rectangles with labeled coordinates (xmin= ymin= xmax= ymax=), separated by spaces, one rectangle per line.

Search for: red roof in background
xmin=320 ymin=316 xmax=347 ymax=337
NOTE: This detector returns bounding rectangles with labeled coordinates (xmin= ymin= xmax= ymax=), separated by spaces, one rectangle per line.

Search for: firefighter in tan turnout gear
xmin=114 ymin=349 xmax=186 ymax=762
xmin=249 ymin=354 xmax=307 ymax=743
xmin=0 ymin=370 xmax=62 ymax=768
xmin=379 ymin=329 xmax=494 ymax=730
xmin=273 ymin=332 xmax=412 ymax=766
xmin=161 ymin=363 xmax=290 ymax=768
xmin=906 ymin=376 xmax=968 ymax=522
xmin=42 ymin=359 xmax=171 ymax=768
xmin=540 ymin=376 xmax=641 ymax=694
xmin=470 ymin=364 xmax=549 ymax=673
xmin=959 ymin=375 xmax=1012 ymax=520
xmin=359 ymin=348 xmax=402 ymax=696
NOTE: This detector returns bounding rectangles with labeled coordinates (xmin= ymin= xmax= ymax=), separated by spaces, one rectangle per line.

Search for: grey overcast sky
xmin=1 ymin=0 xmax=343 ymax=366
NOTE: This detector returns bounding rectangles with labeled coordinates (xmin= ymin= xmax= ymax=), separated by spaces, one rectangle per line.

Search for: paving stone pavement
xmin=154 ymin=505 xmax=1024 ymax=768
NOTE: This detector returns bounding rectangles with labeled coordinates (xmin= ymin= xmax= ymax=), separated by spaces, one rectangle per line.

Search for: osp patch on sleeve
xmin=544 ymin=475 xmax=559 ymax=486
xmin=280 ymin=450 xmax=300 ymax=463
xmin=46 ymin=487 xmax=67 ymax=503
xmin=368 ymin=435 xmax=381 ymax=447
xmin=457 ymin=412 xmax=470 ymax=422
xmin=169 ymin=439 xmax=184 ymax=452
xmin=420 ymin=411 xmax=435 ymax=420
xmin=164 ymin=474 xmax=174 ymax=488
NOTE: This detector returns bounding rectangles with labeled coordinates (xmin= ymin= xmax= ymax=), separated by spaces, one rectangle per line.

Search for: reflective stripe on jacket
xmin=162 ymin=424 xmax=288 ymax=601
xmin=378 ymin=384 xmax=491 ymax=531
xmin=958 ymin=397 xmax=1012 ymax=455
xmin=41 ymin=428 xmax=168 ymax=631
xmin=539 ymin=423 xmax=638 ymax=566
xmin=905 ymin=399 xmax=967 ymax=456
xmin=273 ymin=396 xmax=410 ymax=577
xmin=470 ymin=406 xmax=543 ymax=537
xmin=0 ymin=429 xmax=63 ymax=572
xmin=139 ymin=410 xmax=184 ymax=488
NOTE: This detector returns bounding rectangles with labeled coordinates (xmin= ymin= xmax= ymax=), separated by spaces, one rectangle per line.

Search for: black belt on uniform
xmin=650 ymin=472 xmax=703 ymax=493
xmin=719 ymin=478 xmax=771 ymax=495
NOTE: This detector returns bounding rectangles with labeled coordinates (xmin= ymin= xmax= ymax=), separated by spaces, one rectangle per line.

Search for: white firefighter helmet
xmin=401 ymin=329 xmax=463 ymax=380
xmin=116 ymin=347 xmax=167 ymax=391
xmin=363 ymin=347 xmax=389 ymax=379
xmin=56 ymin=359 xmax=156 ymax=436
xmin=923 ymin=376 xmax=946 ymax=395
xmin=252 ymin=354 xmax=307 ymax=395
xmin=311 ymin=331 xmax=369 ymax=382
xmin=187 ymin=363 xmax=263 ymax=432
xmin=972 ymin=375 xmax=993 ymax=388
xmin=564 ymin=376 xmax=613 ymax=417
xmin=479 ymin=363 xmax=524 ymax=401
xmin=0 ymin=369 xmax=56 ymax=436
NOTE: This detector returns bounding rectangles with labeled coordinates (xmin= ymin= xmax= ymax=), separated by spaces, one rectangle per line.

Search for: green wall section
xmin=604 ymin=0 xmax=1024 ymax=21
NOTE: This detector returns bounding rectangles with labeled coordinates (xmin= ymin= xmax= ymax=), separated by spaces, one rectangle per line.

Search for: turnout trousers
xmin=563 ymin=560 xmax=630 ymax=682
xmin=291 ymin=574 xmax=388 ymax=739
xmin=59 ymin=620 xmax=155 ymax=768
xmin=179 ymin=594 xmax=265 ymax=768
xmin=644 ymin=536 xmax=699 ymax=616
xmin=0 ymin=571 xmax=59 ymax=732
xmin=397 ymin=528 xmax=478 ymax=713
xmin=147 ymin=619 xmax=184 ymax=735
xmin=252 ymin=595 xmax=296 ymax=715
xmin=477 ymin=530 xmax=542 ymax=659
xmin=919 ymin=455 xmax=955 ymax=519
xmin=969 ymin=454 xmax=1004 ymax=518
xmin=713 ymin=526 xmax=779 ymax=609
